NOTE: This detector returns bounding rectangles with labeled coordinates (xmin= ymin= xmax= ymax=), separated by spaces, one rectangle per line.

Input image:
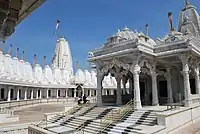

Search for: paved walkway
xmin=176 ymin=121 xmax=200 ymax=134
xmin=0 ymin=103 xmax=68 ymax=126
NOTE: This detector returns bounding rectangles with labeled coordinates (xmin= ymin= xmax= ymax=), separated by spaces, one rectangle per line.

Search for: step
xmin=125 ymin=116 xmax=156 ymax=121
xmin=124 ymin=119 xmax=156 ymax=125
xmin=125 ymin=117 xmax=157 ymax=122
xmin=83 ymin=127 xmax=100 ymax=134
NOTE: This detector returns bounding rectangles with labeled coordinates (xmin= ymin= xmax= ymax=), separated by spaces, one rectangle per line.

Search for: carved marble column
xmin=115 ymin=72 xmax=122 ymax=105
xmin=150 ymin=63 xmax=159 ymax=106
xmin=111 ymin=89 xmax=114 ymax=95
xmin=82 ymin=88 xmax=85 ymax=96
xmin=31 ymin=89 xmax=34 ymax=99
xmin=65 ymin=89 xmax=68 ymax=98
xmin=96 ymin=68 xmax=104 ymax=106
xmin=40 ymin=89 xmax=42 ymax=99
xmin=89 ymin=89 xmax=92 ymax=97
xmin=165 ymin=68 xmax=173 ymax=103
xmin=179 ymin=54 xmax=191 ymax=107
xmin=56 ymin=89 xmax=59 ymax=99
xmin=131 ymin=63 xmax=142 ymax=109
xmin=194 ymin=68 xmax=200 ymax=94
xmin=17 ymin=87 xmax=20 ymax=101
xmin=24 ymin=88 xmax=27 ymax=100
xmin=129 ymin=78 xmax=133 ymax=95
xmin=7 ymin=87 xmax=11 ymax=102
xmin=74 ymin=89 xmax=77 ymax=98
xmin=36 ymin=89 xmax=39 ymax=99
xmin=46 ymin=89 xmax=49 ymax=99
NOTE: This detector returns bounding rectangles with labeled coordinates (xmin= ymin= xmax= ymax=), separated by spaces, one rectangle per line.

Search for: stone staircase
xmin=34 ymin=106 xmax=166 ymax=134
xmin=122 ymin=110 xmax=157 ymax=126
xmin=36 ymin=104 xmax=95 ymax=129
xmin=107 ymin=110 xmax=159 ymax=134
xmin=79 ymin=107 xmax=117 ymax=134
xmin=60 ymin=116 xmax=92 ymax=130
xmin=55 ymin=107 xmax=114 ymax=133
xmin=82 ymin=107 xmax=113 ymax=119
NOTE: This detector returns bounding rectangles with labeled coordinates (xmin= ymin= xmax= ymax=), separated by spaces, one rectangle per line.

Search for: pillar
xmin=179 ymin=54 xmax=191 ymax=107
xmin=115 ymin=67 xmax=122 ymax=105
xmin=7 ymin=87 xmax=11 ymax=102
xmin=194 ymin=68 xmax=200 ymax=94
xmin=17 ymin=87 xmax=20 ymax=101
xmin=46 ymin=89 xmax=49 ymax=99
xmin=166 ymin=68 xmax=173 ymax=103
xmin=129 ymin=78 xmax=133 ymax=95
xmin=89 ymin=89 xmax=92 ymax=97
xmin=74 ymin=89 xmax=77 ymax=98
xmin=36 ymin=90 xmax=39 ymax=99
xmin=123 ymin=83 xmax=126 ymax=95
xmin=96 ymin=67 xmax=104 ymax=106
xmin=131 ymin=63 xmax=142 ymax=109
xmin=82 ymin=88 xmax=85 ymax=96
xmin=24 ymin=88 xmax=27 ymax=100
xmin=39 ymin=89 xmax=42 ymax=99
xmin=31 ymin=89 xmax=34 ymax=99
xmin=65 ymin=89 xmax=68 ymax=98
xmin=56 ymin=89 xmax=59 ymax=99
xmin=150 ymin=63 xmax=159 ymax=106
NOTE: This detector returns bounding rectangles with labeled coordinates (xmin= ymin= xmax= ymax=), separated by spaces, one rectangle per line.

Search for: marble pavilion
xmin=88 ymin=1 xmax=200 ymax=109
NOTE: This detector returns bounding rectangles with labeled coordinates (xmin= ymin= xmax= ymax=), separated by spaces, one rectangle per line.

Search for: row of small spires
xmin=0 ymin=43 xmax=47 ymax=67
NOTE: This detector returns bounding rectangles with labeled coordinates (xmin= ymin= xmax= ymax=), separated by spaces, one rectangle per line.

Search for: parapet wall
xmin=157 ymin=104 xmax=200 ymax=134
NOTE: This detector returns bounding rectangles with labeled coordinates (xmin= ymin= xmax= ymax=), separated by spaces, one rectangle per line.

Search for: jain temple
xmin=1 ymin=1 xmax=200 ymax=134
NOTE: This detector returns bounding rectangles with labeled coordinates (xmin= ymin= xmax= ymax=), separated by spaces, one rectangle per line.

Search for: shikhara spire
xmin=52 ymin=37 xmax=73 ymax=75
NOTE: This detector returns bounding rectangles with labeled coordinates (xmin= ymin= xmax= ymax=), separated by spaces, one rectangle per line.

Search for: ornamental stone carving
xmin=130 ymin=63 xmax=140 ymax=75
xmin=110 ymin=58 xmax=130 ymax=70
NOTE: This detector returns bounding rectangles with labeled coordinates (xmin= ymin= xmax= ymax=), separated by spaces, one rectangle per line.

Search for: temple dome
xmin=105 ymin=26 xmax=138 ymax=46
xmin=84 ymin=70 xmax=92 ymax=86
xmin=33 ymin=64 xmax=43 ymax=83
xmin=53 ymin=67 xmax=62 ymax=84
xmin=115 ymin=26 xmax=137 ymax=40
xmin=156 ymin=30 xmax=185 ymax=44
xmin=43 ymin=65 xmax=54 ymax=84
xmin=24 ymin=62 xmax=33 ymax=82
xmin=3 ymin=54 xmax=12 ymax=76
xmin=75 ymin=69 xmax=85 ymax=84
xmin=61 ymin=69 xmax=70 ymax=84
xmin=90 ymin=70 xmax=97 ymax=86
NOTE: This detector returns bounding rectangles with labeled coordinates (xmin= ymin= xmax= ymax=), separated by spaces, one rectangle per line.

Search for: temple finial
xmin=145 ymin=24 xmax=149 ymax=36
xmin=7 ymin=44 xmax=12 ymax=54
xmin=185 ymin=0 xmax=190 ymax=6
xmin=43 ymin=56 xmax=46 ymax=67
xmin=21 ymin=51 xmax=24 ymax=60
xmin=33 ymin=54 xmax=36 ymax=66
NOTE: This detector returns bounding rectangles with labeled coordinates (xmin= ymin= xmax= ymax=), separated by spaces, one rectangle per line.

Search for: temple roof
xmin=114 ymin=26 xmax=137 ymax=40
xmin=104 ymin=26 xmax=156 ymax=48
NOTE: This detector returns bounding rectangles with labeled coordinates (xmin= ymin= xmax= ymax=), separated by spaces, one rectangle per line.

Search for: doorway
xmin=140 ymin=82 xmax=145 ymax=105
xmin=190 ymin=79 xmax=196 ymax=94
xmin=159 ymin=81 xmax=167 ymax=104
xmin=1 ymin=88 xmax=4 ymax=100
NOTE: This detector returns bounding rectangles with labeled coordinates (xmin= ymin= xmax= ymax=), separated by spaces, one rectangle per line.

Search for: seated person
xmin=83 ymin=94 xmax=89 ymax=104
xmin=78 ymin=96 xmax=82 ymax=104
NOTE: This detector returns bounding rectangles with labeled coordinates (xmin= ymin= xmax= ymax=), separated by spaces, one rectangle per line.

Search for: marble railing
xmin=0 ymin=98 xmax=73 ymax=112
xmin=0 ymin=97 xmax=97 ymax=111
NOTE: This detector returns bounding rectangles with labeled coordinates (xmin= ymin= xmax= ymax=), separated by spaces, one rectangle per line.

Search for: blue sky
xmin=5 ymin=0 xmax=200 ymax=70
